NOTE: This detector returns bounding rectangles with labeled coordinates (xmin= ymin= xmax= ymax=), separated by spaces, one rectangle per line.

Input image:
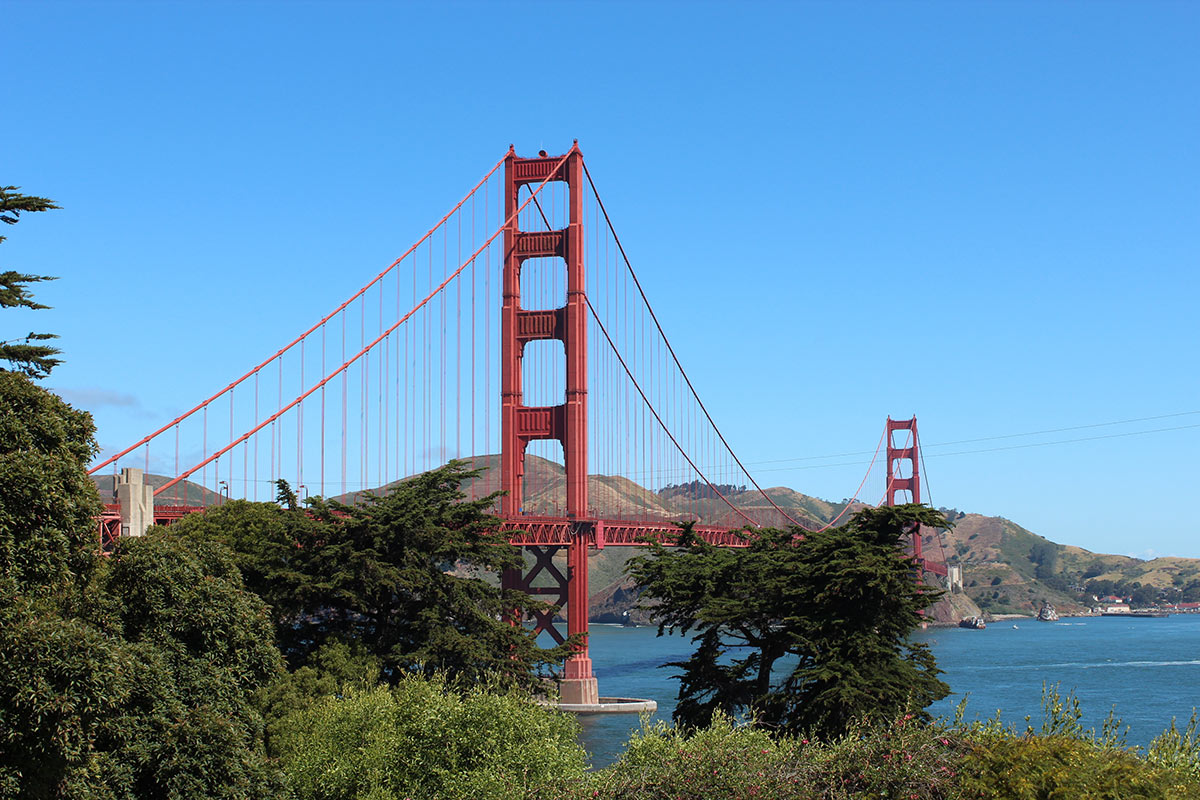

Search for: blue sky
xmin=5 ymin=1 xmax=1197 ymax=557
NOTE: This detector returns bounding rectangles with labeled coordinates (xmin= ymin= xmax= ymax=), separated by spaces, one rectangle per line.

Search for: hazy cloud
xmin=1126 ymin=548 xmax=1174 ymax=561
xmin=56 ymin=387 xmax=140 ymax=409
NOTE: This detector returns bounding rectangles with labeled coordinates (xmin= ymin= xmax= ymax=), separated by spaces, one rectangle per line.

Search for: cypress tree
xmin=1 ymin=185 xmax=61 ymax=378
xmin=630 ymin=504 xmax=952 ymax=738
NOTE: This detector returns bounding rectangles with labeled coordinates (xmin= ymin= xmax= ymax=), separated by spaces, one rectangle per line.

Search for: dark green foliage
xmin=1087 ymin=577 xmax=1120 ymax=597
xmin=629 ymin=504 xmax=951 ymax=738
xmin=1086 ymin=577 xmax=1167 ymax=607
xmin=1038 ymin=573 xmax=1072 ymax=594
xmin=1029 ymin=540 xmax=1059 ymax=580
xmin=0 ymin=371 xmax=102 ymax=596
xmin=275 ymin=676 xmax=588 ymax=800
xmin=0 ymin=186 xmax=59 ymax=230
xmin=171 ymin=461 xmax=570 ymax=691
xmin=0 ymin=534 xmax=283 ymax=799
xmin=1 ymin=186 xmax=62 ymax=378
xmin=0 ymin=373 xmax=282 ymax=798
xmin=0 ymin=593 xmax=132 ymax=798
xmin=91 ymin=534 xmax=283 ymax=723
xmin=89 ymin=534 xmax=283 ymax=798
xmin=256 ymin=640 xmax=382 ymax=754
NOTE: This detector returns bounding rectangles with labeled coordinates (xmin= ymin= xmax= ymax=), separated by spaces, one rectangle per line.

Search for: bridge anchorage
xmin=90 ymin=142 xmax=947 ymax=710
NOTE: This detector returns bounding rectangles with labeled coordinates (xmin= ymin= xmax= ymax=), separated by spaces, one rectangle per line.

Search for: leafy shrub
xmin=1146 ymin=713 xmax=1200 ymax=781
xmin=275 ymin=675 xmax=587 ymax=800
xmin=594 ymin=716 xmax=795 ymax=800
xmin=0 ymin=594 xmax=131 ymax=797
xmin=588 ymin=688 xmax=1200 ymax=800
xmin=591 ymin=713 xmax=966 ymax=800
xmin=1 ymin=533 xmax=283 ymax=799
xmin=257 ymin=639 xmax=383 ymax=755
xmin=959 ymin=735 xmax=1197 ymax=799
xmin=956 ymin=686 xmax=1200 ymax=799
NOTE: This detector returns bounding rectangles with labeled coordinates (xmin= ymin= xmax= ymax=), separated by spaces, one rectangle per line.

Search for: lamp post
xmin=218 ymin=480 xmax=229 ymax=505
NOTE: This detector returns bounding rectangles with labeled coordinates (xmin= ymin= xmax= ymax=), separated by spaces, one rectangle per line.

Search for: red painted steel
xmin=885 ymin=417 xmax=947 ymax=577
xmin=503 ymin=545 xmax=569 ymax=644
xmin=886 ymin=417 xmax=921 ymax=509
xmin=98 ymin=503 xmax=209 ymax=553
xmin=500 ymin=144 xmax=597 ymax=701
xmin=886 ymin=416 xmax=923 ymax=570
xmin=501 ymin=516 xmax=749 ymax=548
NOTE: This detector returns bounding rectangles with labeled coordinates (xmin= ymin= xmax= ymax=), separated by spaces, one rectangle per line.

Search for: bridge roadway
xmin=501 ymin=514 xmax=946 ymax=575
xmin=99 ymin=503 xmax=205 ymax=551
xmin=501 ymin=514 xmax=750 ymax=548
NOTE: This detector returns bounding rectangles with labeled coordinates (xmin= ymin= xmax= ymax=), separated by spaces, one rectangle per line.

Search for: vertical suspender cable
xmin=321 ymin=324 xmax=326 ymax=498
xmin=299 ymin=339 xmax=304 ymax=495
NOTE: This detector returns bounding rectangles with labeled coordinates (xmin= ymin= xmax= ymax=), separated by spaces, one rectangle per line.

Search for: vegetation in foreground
xmin=271 ymin=679 xmax=1200 ymax=800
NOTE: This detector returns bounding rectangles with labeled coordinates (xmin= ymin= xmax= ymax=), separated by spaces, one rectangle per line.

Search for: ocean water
xmin=576 ymin=615 xmax=1200 ymax=766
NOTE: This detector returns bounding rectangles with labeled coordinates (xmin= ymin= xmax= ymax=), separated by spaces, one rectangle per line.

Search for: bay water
xmin=577 ymin=615 xmax=1200 ymax=766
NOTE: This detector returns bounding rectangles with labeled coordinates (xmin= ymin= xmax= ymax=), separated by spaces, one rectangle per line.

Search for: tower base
xmin=560 ymin=676 xmax=599 ymax=705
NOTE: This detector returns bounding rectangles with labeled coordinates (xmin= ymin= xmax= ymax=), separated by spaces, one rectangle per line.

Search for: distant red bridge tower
xmin=885 ymin=415 xmax=922 ymax=564
xmin=885 ymin=416 xmax=946 ymax=581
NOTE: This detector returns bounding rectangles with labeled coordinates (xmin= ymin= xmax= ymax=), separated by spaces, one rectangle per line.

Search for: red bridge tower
xmin=886 ymin=415 xmax=923 ymax=566
xmin=499 ymin=144 xmax=597 ymax=705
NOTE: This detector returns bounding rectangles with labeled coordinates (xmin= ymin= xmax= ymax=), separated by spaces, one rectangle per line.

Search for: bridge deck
xmin=500 ymin=515 xmax=750 ymax=548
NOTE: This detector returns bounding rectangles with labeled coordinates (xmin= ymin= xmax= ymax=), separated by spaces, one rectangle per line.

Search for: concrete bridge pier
xmin=117 ymin=467 xmax=154 ymax=537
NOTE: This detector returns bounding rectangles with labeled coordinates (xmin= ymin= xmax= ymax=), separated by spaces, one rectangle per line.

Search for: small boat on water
xmin=1037 ymin=602 xmax=1060 ymax=622
xmin=959 ymin=616 xmax=987 ymax=630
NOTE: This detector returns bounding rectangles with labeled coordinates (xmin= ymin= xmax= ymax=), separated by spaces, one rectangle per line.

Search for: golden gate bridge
xmin=90 ymin=143 xmax=945 ymax=704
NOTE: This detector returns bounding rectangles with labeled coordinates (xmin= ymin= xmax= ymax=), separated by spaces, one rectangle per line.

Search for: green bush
xmin=275 ymin=675 xmax=588 ymax=800
xmin=591 ymin=713 xmax=965 ymax=800
xmin=953 ymin=686 xmax=1200 ymax=800
xmin=1146 ymin=713 xmax=1200 ymax=781
xmin=960 ymin=735 xmax=1197 ymax=799
xmin=587 ymin=689 xmax=1200 ymax=800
